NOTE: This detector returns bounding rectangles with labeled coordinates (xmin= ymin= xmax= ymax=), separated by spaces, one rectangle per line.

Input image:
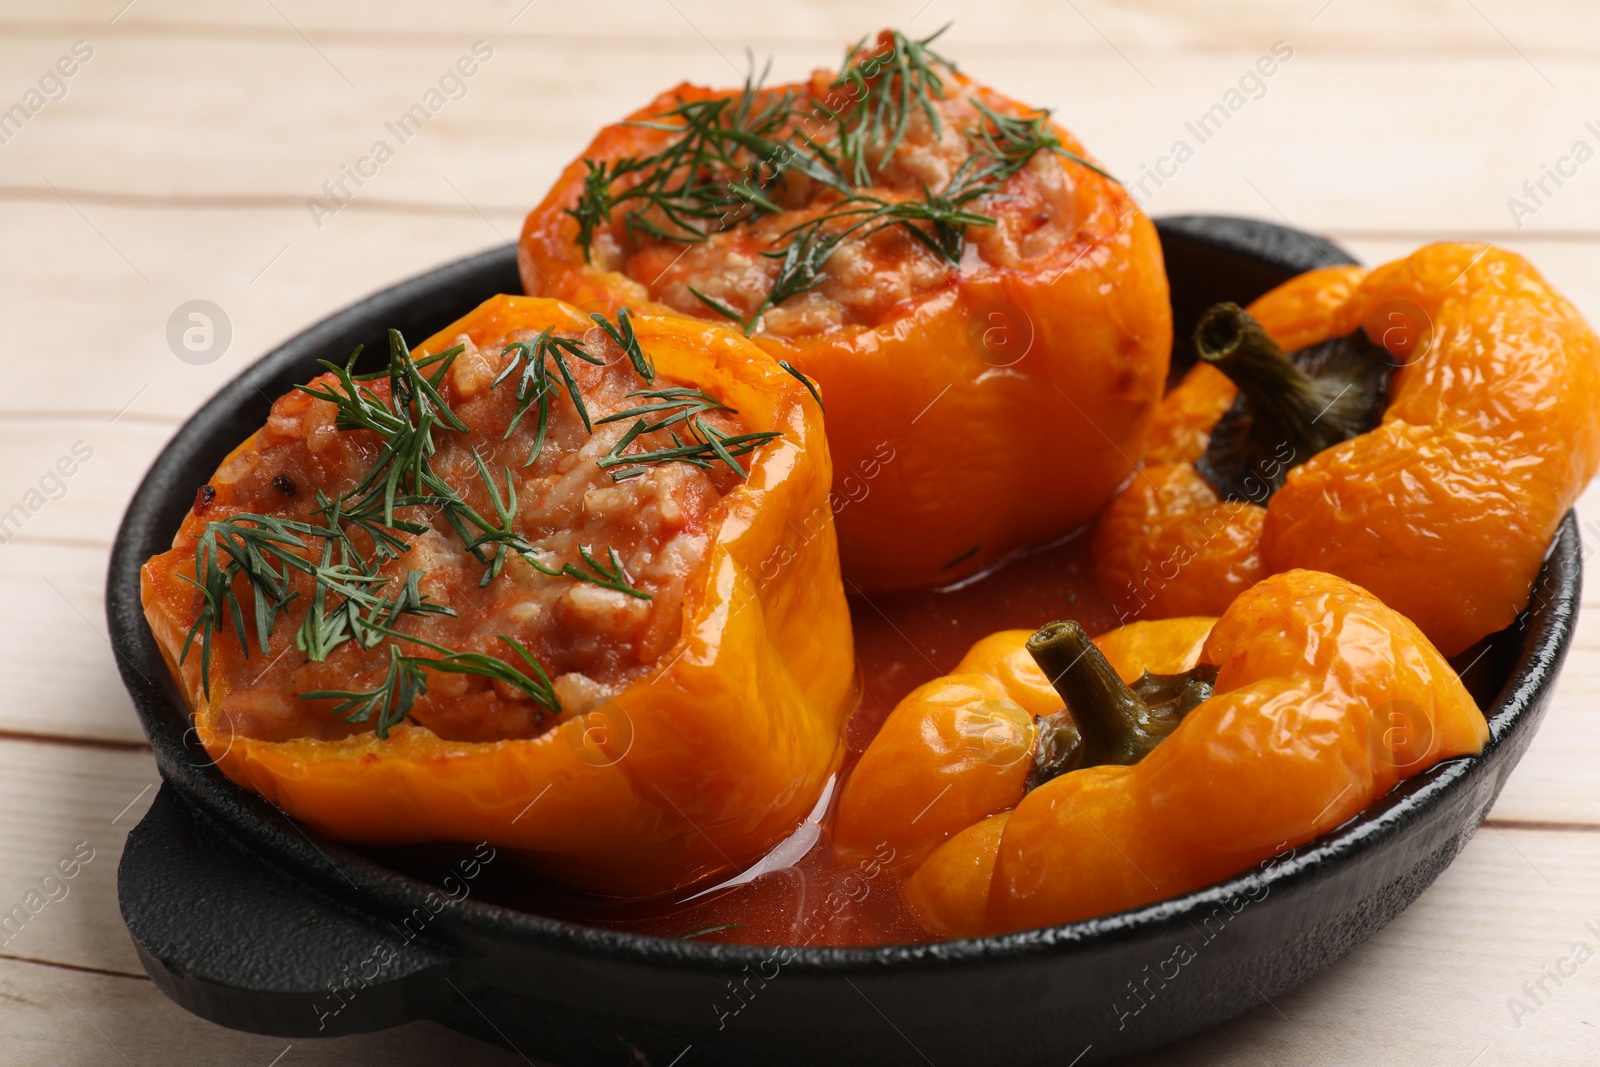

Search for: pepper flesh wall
xmin=518 ymin=28 xmax=1171 ymax=590
xmin=142 ymin=296 xmax=855 ymax=898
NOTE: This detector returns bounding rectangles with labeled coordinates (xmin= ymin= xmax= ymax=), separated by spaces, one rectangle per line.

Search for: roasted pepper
xmin=1094 ymin=244 xmax=1600 ymax=654
xmin=834 ymin=570 xmax=1486 ymax=937
xmin=142 ymin=295 xmax=855 ymax=898
xmin=519 ymin=28 xmax=1171 ymax=589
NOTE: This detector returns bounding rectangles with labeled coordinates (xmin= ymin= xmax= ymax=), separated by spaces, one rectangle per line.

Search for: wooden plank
xmin=0 ymin=738 xmax=154 ymax=976
xmin=0 ymin=543 xmax=145 ymax=744
xmin=0 ymin=957 xmax=525 ymax=1065
xmin=2 ymin=0 xmax=1596 ymax=54
xmin=1490 ymin=479 xmax=1600 ymax=825
xmin=0 ymin=33 xmax=1595 ymax=234
xmin=0 ymin=420 xmax=170 ymax=543
xmin=0 ymin=201 xmax=516 ymax=419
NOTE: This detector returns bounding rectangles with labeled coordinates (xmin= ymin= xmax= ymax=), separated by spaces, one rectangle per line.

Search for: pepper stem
xmin=1025 ymin=621 xmax=1169 ymax=769
xmin=1191 ymin=302 xmax=1392 ymax=503
xmin=1193 ymin=302 xmax=1337 ymax=464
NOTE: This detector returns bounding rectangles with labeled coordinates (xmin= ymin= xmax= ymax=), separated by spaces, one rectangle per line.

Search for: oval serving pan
xmin=107 ymin=217 xmax=1581 ymax=1065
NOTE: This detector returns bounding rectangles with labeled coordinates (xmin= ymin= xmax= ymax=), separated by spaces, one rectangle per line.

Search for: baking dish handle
xmin=118 ymin=784 xmax=459 ymax=1037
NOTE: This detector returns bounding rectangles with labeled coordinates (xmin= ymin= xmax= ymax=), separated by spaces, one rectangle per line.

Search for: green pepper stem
xmin=1025 ymin=621 xmax=1168 ymax=768
xmin=1193 ymin=302 xmax=1338 ymax=463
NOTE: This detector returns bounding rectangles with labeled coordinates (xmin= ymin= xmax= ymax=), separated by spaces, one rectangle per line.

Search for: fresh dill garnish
xmin=300 ymin=332 xmax=543 ymax=582
xmin=184 ymin=329 xmax=634 ymax=711
xmin=300 ymin=631 xmax=559 ymax=739
xmin=777 ymin=360 xmax=824 ymax=410
xmin=566 ymin=58 xmax=801 ymax=256
xmin=595 ymin=386 xmax=735 ymax=433
xmin=298 ymin=332 xmax=465 ymax=530
xmin=968 ymin=97 xmax=1114 ymax=184
xmin=594 ymin=386 xmax=777 ymax=480
xmin=177 ymin=512 xmax=452 ymax=698
xmin=684 ymin=285 xmax=748 ymax=331
xmin=821 ymin=160 xmax=997 ymax=264
xmin=493 ymin=328 xmax=605 ymax=466
xmin=181 ymin=312 xmax=779 ymax=732
xmin=590 ymin=308 xmax=655 ymax=382
xmin=560 ymin=544 xmax=651 ymax=601
xmin=565 ymin=25 xmax=1118 ymax=333
xmin=696 ymin=173 xmax=993 ymax=335
xmin=598 ymin=417 xmax=780 ymax=481
xmin=830 ymin=24 xmax=956 ymax=187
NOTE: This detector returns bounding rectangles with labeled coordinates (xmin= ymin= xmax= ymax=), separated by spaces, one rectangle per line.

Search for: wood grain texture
xmin=1 ymin=0 xmax=1597 ymax=1062
xmin=0 ymin=955 xmax=527 ymax=1066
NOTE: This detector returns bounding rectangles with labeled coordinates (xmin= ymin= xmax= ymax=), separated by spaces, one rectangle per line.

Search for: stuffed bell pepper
xmin=833 ymin=569 xmax=1487 ymax=937
xmin=519 ymin=27 xmax=1171 ymax=589
xmin=141 ymin=295 xmax=854 ymax=898
xmin=1093 ymin=244 xmax=1600 ymax=654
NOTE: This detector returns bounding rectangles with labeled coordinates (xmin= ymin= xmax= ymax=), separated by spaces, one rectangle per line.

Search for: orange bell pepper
xmin=518 ymin=28 xmax=1171 ymax=589
xmin=835 ymin=570 xmax=1486 ymax=938
xmin=1094 ymin=245 xmax=1600 ymax=655
xmin=141 ymin=296 xmax=855 ymax=898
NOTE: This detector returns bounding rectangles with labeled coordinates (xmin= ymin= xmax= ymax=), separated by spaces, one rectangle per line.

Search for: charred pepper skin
xmin=518 ymin=58 xmax=1171 ymax=591
xmin=1094 ymin=245 xmax=1600 ymax=655
xmin=141 ymin=296 xmax=856 ymax=899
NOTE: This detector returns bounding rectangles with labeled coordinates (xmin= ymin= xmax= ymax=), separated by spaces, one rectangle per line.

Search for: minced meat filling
xmin=198 ymin=323 xmax=752 ymax=744
xmin=587 ymin=58 xmax=1085 ymax=336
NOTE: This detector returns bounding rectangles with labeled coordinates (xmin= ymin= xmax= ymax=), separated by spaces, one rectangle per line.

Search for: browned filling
xmin=185 ymin=321 xmax=762 ymax=744
xmin=571 ymin=33 xmax=1092 ymax=335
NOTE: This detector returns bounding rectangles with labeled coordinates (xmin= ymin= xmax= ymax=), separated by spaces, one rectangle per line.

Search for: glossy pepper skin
xmin=1094 ymin=245 xmax=1600 ymax=655
xmin=836 ymin=570 xmax=1487 ymax=938
xmin=141 ymin=296 xmax=856 ymax=899
xmin=831 ymin=615 xmax=1213 ymax=872
xmin=518 ymin=69 xmax=1171 ymax=590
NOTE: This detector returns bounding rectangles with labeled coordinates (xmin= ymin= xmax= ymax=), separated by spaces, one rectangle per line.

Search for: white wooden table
xmin=2 ymin=2 xmax=1597 ymax=1063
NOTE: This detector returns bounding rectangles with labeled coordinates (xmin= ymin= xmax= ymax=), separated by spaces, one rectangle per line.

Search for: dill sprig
xmin=493 ymin=328 xmax=604 ymax=466
xmin=565 ymin=26 xmax=1113 ymax=334
xmin=595 ymin=386 xmax=734 ymax=433
xmin=301 ymin=333 xmax=541 ymax=583
xmin=567 ymin=59 xmax=801 ymax=256
xmin=599 ymin=416 xmax=780 ymax=481
xmin=593 ymin=386 xmax=777 ymax=480
xmin=560 ymin=545 xmax=651 ymax=600
xmin=824 ymin=160 xmax=996 ymax=263
xmin=692 ymin=171 xmax=993 ymax=335
xmin=183 ymin=325 xmax=655 ymax=714
xmin=591 ymin=308 xmax=655 ymax=382
xmin=298 ymin=333 xmax=465 ymax=530
xmin=300 ymin=630 xmax=559 ymax=739
xmin=968 ymin=97 xmax=1113 ymax=184
xmin=177 ymin=512 xmax=453 ymax=698
xmin=777 ymin=361 xmax=824 ymax=410
xmin=830 ymin=24 xmax=956 ymax=187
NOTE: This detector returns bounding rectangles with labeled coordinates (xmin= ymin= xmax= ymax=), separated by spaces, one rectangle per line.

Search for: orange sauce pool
xmin=367 ymin=529 xmax=1115 ymax=946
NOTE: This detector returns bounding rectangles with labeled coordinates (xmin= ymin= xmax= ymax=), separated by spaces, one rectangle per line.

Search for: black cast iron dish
xmin=108 ymin=216 xmax=1581 ymax=1066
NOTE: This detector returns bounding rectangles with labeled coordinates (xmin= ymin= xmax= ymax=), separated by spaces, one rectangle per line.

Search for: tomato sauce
xmin=376 ymin=527 xmax=1114 ymax=946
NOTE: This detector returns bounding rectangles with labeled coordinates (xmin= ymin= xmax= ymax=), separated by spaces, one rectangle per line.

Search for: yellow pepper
xmin=834 ymin=570 xmax=1487 ymax=937
xmin=142 ymin=296 xmax=855 ymax=898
